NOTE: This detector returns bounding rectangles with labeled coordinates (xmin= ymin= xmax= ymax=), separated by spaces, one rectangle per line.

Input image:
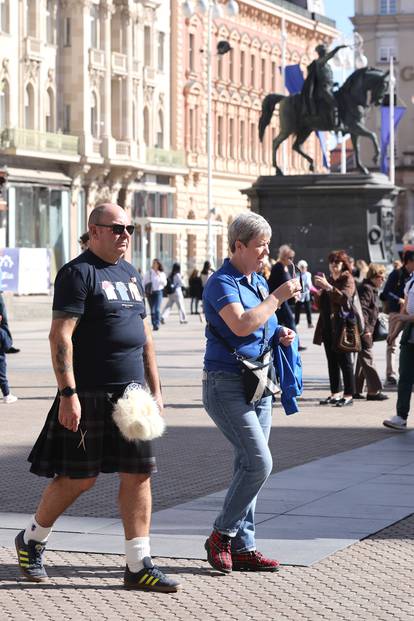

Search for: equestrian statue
xmin=259 ymin=44 xmax=389 ymax=176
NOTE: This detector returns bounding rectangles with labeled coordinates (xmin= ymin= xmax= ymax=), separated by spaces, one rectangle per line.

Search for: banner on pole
xmin=380 ymin=106 xmax=406 ymax=174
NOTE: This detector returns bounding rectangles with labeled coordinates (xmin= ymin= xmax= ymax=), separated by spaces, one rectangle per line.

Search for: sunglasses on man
xmin=95 ymin=223 xmax=135 ymax=235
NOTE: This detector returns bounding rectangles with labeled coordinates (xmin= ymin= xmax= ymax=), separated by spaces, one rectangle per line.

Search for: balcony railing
xmin=112 ymin=52 xmax=127 ymax=74
xmin=146 ymin=147 xmax=186 ymax=168
xmin=115 ymin=140 xmax=130 ymax=157
xmin=132 ymin=58 xmax=142 ymax=76
xmin=143 ymin=66 xmax=157 ymax=85
xmin=25 ymin=36 xmax=43 ymax=60
xmin=0 ymin=128 xmax=79 ymax=156
xmin=89 ymin=48 xmax=105 ymax=70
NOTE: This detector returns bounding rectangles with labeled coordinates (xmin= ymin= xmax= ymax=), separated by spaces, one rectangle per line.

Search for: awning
xmin=3 ymin=167 xmax=72 ymax=185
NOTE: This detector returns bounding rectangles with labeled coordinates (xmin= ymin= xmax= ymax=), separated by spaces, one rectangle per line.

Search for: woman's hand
xmin=314 ymin=274 xmax=331 ymax=290
xmin=272 ymin=278 xmax=301 ymax=304
xmin=279 ymin=327 xmax=296 ymax=347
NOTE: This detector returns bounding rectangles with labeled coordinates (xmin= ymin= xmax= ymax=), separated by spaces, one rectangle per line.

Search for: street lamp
xmin=183 ymin=0 xmax=239 ymax=267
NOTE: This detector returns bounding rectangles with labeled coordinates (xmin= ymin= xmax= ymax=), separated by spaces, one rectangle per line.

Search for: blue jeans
xmin=149 ymin=290 xmax=163 ymax=329
xmin=202 ymin=370 xmax=273 ymax=552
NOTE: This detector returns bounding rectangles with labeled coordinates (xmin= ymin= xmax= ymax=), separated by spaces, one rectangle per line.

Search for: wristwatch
xmin=59 ymin=386 xmax=77 ymax=397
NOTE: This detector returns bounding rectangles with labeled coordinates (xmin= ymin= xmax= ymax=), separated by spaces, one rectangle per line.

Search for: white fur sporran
xmin=112 ymin=384 xmax=165 ymax=442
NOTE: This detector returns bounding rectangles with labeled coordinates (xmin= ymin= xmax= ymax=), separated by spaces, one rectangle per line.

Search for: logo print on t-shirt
xmin=102 ymin=280 xmax=117 ymax=300
xmin=128 ymin=282 xmax=142 ymax=301
xmin=115 ymin=281 xmax=130 ymax=301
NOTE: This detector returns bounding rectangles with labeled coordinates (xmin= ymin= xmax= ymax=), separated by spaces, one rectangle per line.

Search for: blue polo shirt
xmin=203 ymin=259 xmax=279 ymax=373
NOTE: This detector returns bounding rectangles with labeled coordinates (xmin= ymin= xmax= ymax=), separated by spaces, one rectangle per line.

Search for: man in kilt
xmin=15 ymin=203 xmax=180 ymax=593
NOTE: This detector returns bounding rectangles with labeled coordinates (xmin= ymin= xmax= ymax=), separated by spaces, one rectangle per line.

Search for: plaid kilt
xmin=28 ymin=390 xmax=157 ymax=479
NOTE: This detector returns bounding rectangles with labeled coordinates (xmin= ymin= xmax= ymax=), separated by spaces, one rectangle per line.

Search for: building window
xmin=217 ymin=54 xmax=223 ymax=79
xmin=46 ymin=0 xmax=56 ymax=45
xmin=143 ymin=107 xmax=150 ymax=145
xmin=229 ymin=117 xmax=234 ymax=158
xmin=261 ymin=58 xmax=266 ymax=90
xmin=90 ymin=4 xmax=99 ymax=49
xmin=229 ymin=49 xmax=234 ymax=83
xmin=189 ymin=33 xmax=195 ymax=72
xmin=240 ymin=50 xmax=245 ymax=85
xmin=144 ymin=26 xmax=151 ymax=67
xmin=380 ymin=0 xmax=397 ymax=14
xmin=0 ymin=0 xmax=9 ymax=33
xmin=0 ymin=79 xmax=9 ymax=128
xmin=189 ymin=107 xmax=195 ymax=151
xmin=156 ymin=110 xmax=164 ymax=148
xmin=63 ymin=17 xmax=71 ymax=46
xmin=27 ymin=0 xmax=37 ymax=37
xmin=379 ymin=45 xmax=397 ymax=62
xmin=240 ymin=119 xmax=245 ymax=160
xmin=91 ymin=92 xmax=99 ymax=137
xmin=63 ymin=104 xmax=71 ymax=133
xmin=250 ymin=123 xmax=256 ymax=162
xmin=132 ymin=100 xmax=137 ymax=141
xmin=271 ymin=61 xmax=277 ymax=91
xmin=157 ymin=32 xmax=165 ymax=71
xmin=24 ymin=84 xmax=35 ymax=130
xmin=45 ymin=88 xmax=55 ymax=132
xmin=250 ymin=55 xmax=256 ymax=88
xmin=217 ymin=115 xmax=223 ymax=157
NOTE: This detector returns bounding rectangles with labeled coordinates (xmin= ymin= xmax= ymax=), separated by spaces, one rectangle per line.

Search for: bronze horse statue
xmin=259 ymin=67 xmax=389 ymax=175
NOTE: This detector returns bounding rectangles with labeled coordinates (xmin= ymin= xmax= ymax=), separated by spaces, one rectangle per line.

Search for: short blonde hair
xmin=367 ymin=263 xmax=386 ymax=280
xmin=228 ymin=212 xmax=271 ymax=253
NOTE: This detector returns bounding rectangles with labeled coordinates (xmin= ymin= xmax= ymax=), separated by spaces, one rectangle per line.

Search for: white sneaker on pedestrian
xmin=3 ymin=394 xmax=18 ymax=404
xmin=383 ymin=415 xmax=407 ymax=431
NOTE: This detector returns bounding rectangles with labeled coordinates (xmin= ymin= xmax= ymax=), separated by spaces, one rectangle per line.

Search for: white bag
xmin=112 ymin=384 xmax=165 ymax=442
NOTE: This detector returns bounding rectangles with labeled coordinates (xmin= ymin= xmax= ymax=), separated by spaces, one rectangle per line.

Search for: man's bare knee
xmin=56 ymin=475 xmax=98 ymax=494
xmin=119 ymin=472 xmax=151 ymax=487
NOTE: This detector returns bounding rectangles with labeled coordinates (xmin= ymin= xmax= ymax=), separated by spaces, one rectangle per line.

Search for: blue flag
xmin=380 ymin=106 xmax=406 ymax=174
xmin=282 ymin=64 xmax=329 ymax=169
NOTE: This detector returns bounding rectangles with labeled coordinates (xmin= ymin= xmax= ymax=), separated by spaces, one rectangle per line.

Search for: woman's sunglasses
xmin=96 ymin=223 xmax=135 ymax=235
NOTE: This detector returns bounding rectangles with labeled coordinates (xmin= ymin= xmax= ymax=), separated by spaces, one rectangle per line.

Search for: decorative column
xmin=101 ymin=0 xmax=114 ymax=159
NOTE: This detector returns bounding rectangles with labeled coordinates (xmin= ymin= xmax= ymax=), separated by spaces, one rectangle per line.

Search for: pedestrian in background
xmin=78 ymin=232 xmax=89 ymax=252
xmin=188 ymin=269 xmax=203 ymax=314
xmin=0 ymin=312 xmax=18 ymax=403
xmin=384 ymin=269 xmax=414 ymax=431
xmin=313 ymin=250 xmax=356 ymax=407
xmin=200 ymin=261 xmax=214 ymax=290
xmin=354 ymin=264 xmax=388 ymax=401
xmin=380 ymin=250 xmax=414 ymax=385
xmin=294 ymin=259 xmax=313 ymax=328
xmin=161 ymin=262 xmax=187 ymax=324
xmin=354 ymin=259 xmax=369 ymax=284
xmin=144 ymin=259 xmax=167 ymax=331
xmin=268 ymin=245 xmax=306 ymax=351
xmin=202 ymin=212 xmax=300 ymax=574
xmin=0 ymin=265 xmax=19 ymax=354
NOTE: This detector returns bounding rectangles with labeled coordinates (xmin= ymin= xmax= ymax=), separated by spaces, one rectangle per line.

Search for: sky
xmin=323 ymin=0 xmax=354 ymax=40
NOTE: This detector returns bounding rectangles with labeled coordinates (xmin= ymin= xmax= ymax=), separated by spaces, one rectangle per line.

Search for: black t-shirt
xmin=53 ymin=250 xmax=147 ymax=389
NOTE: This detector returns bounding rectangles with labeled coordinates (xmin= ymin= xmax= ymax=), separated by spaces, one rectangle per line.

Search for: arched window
xmin=91 ymin=91 xmax=99 ymax=137
xmin=24 ymin=83 xmax=35 ymax=130
xmin=156 ymin=110 xmax=164 ymax=148
xmin=143 ymin=107 xmax=150 ymax=145
xmin=45 ymin=88 xmax=55 ymax=132
xmin=0 ymin=79 xmax=9 ymax=128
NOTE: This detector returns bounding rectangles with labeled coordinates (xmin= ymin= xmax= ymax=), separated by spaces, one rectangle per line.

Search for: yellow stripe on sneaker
xmin=19 ymin=551 xmax=29 ymax=557
xmin=138 ymin=573 xmax=149 ymax=584
xmin=151 ymin=578 xmax=159 ymax=586
xmin=20 ymin=563 xmax=29 ymax=568
xmin=145 ymin=576 xmax=155 ymax=585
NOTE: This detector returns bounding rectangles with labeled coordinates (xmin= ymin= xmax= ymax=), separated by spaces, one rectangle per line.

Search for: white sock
xmin=125 ymin=536 xmax=151 ymax=573
xmin=23 ymin=515 xmax=53 ymax=544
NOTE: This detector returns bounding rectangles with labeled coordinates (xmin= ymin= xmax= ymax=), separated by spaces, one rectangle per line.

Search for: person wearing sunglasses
xmin=16 ymin=203 xmax=180 ymax=593
xmin=313 ymin=250 xmax=357 ymax=407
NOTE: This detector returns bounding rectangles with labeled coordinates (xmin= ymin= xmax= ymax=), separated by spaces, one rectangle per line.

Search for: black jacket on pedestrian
xmin=380 ymin=267 xmax=412 ymax=313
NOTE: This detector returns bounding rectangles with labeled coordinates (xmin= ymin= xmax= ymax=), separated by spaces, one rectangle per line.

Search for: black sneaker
xmin=124 ymin=557 xmax=181 ymax=593
xmin=15 ymin=530 xmax=48 ymax=582
xmin=366 ymin=393 xmax=389 ymax=401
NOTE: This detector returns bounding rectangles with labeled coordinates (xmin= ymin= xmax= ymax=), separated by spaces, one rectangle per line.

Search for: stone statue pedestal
xmin=241 ymin=173 xmax=400 ymax=270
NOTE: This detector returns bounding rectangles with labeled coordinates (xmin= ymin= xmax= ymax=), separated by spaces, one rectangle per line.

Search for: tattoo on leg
xmin=56 ymin=343 xmax=72 ymax=374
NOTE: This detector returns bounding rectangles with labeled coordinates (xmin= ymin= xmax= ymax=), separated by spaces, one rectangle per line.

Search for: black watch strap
xmin=59 ymin=386 xmax=77 ymax=397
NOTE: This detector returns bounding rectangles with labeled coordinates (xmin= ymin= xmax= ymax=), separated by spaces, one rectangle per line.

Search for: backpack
xmin=164 ymin=276 xmax=176 ymax=296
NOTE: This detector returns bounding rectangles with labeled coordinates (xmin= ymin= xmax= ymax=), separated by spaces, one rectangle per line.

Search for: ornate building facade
xmin=170 ymin=0 xmax=337 ymax=267
xmin=353 ymin=0 xmax=414 ymax=242
xmin=0 ymin=0 xmax=336 ymax=277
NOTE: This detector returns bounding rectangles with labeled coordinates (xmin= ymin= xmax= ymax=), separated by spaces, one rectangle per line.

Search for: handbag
xmin=144 ymin=282 xmax=153 ymax=297
xmin=373 ymin=312 xmax=389 ymax=342
xmin=207 ymin=322 xmax=279 ymax=404
xmin=335 ymin=303 xmax=361 ymax=353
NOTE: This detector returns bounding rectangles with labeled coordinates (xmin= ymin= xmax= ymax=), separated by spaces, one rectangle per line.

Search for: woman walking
xmin=203 ymin=212 xmax=301 ymax=574
xmin=355 ymin=264 xmax=389 ymax=401
xmin=313 ymin=250 xmax=357 ymax=408
xmin=161 ymin=263 xmax=187 ymax=324
xmin=144 ymin=259 xmax=167 ymax=331
xmin=188 ymin=269 xmax=203 ymax=314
